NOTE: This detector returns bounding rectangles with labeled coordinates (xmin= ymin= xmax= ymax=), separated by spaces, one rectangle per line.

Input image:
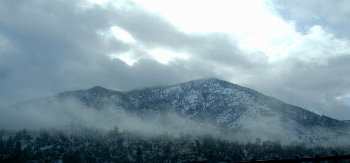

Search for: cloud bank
xmin=0 ymin=0 xmax=349 ymax=119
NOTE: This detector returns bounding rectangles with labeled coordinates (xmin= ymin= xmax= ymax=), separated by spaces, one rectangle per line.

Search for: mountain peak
xmin=90 ymin=86 xmax=107 ymax=90
xmin=183 ymin=78 xmax=248 ymax=91
xmin=88 ymin=86 xmax=110 ymax=92
xmin=183 ymin=77 xmax=230 ymax=86
xmin=192 ymin=77 xmax=223 ymax=82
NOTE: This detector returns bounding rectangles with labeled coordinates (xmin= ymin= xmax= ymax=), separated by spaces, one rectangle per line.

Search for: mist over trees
xmin=1 ymin=128 xmax=349 ymax=163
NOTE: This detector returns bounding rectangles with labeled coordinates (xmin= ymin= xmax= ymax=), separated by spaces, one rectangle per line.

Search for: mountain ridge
xmin=58 ymin=78 xmax=345 ymax=127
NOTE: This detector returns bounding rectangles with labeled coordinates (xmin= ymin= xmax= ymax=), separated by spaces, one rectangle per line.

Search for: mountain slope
xmin=126 ymin=78 xmax=345 ymax=127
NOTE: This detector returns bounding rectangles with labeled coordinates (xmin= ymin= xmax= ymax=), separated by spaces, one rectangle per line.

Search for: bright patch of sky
xmin=109 ymin=48 xmax=189 ymax=65
xmin=111 ymin=26 xmax=136 ymax=43
xmin=147 ymin=48 xmax=189 ymax=64
xmin=89 ymin=0 xmax=109 ymax=5
xmin=110 ymin=53 xmax=138 ymax=65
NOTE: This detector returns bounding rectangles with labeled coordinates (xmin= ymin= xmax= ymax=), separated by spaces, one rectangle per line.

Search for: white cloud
xmin=289 ymin=26 xmax=350 ymax=63
xmin=111 ymin=26 xmax=136 ymax=43
xmin=89 ymin=0 xmax=109 ymax=4
xmin=127 ymin=0 xmax=350 ymax=65
xmin=109 ymin=47 xmax=190 ymax=65
xmin=147 ymin=48 xmax=189 ymax=64
xmin=109 ymin=53 xmax=137 ymax=65
xmin=130 ymin=0 xmax=273 ymax=33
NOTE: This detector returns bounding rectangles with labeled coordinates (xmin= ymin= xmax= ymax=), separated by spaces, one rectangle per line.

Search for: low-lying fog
xmin=0 ymin=98 xmax=219 ymax=136
xmin=0 ymin=97 xmax=349 ymax=146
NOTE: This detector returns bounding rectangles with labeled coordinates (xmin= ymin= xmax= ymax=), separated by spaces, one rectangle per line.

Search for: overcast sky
xmin=0 ymin=0 xmax=350 ymax=120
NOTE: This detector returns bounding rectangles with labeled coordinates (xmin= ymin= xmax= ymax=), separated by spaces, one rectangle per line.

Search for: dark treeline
xmin=0 ymin=127 xmax=349 ymax=163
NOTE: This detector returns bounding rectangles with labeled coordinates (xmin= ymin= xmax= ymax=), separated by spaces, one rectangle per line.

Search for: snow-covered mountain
xmin=54 ymin=78 xmax=349 ymax=144
xmin=1 ymin=78 xmax=349 ymax=144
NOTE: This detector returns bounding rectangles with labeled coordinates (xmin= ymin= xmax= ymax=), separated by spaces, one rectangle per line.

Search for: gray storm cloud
xmin=0 ymin=0 xmax=349 ymax=120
